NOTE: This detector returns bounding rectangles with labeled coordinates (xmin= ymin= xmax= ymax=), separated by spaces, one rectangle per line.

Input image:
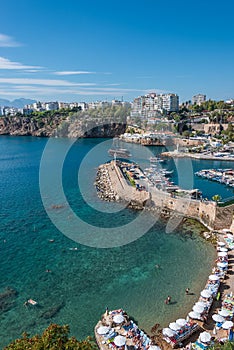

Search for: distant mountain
xmin=0 ymin=98 xmax=36 ymax=108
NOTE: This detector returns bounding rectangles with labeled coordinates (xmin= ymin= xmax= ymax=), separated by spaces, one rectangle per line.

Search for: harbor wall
xmin=96 ymin=161 xmax=234 ymax=232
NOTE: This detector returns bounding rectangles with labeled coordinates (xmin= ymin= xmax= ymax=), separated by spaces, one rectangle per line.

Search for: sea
xmin=0 ymin=135 xmax=233 ymax=348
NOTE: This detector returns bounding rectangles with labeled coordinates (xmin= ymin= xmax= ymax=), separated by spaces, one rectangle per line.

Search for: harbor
xmin=95 ymin=160 xmax=234 ymax=232
xmin=195 ymin=169 xmax=234 ymax=189
xmin=94 ymin=156 xmax=234 ymax=348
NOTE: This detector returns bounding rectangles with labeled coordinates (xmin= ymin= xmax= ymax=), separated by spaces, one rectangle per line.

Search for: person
xmin=167 ymin=295 xmax=171 ymax=304
xmin=186 ymin=288 xmax=190 ymax=295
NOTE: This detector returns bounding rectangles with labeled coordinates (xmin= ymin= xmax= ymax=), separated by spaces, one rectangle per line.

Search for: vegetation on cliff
xmin=0 ymin=105 xmax=130 ymax=137
xmin=4 ymin=324 xmax=98 ymax=350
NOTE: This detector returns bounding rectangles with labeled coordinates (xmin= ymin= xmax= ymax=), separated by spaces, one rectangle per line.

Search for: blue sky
xmin=0 ymin=0 xmax=234 ymax=103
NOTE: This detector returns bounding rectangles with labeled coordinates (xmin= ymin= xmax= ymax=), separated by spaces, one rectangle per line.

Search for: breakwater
xmin=95 ymin=161 xmax=234 ymax=232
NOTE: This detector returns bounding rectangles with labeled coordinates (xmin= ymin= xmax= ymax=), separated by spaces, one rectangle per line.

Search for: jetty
xmin=95 ymin=160 xmax=234 ymax=232
xmin=161 ymin=150 xmax=234 ymax=162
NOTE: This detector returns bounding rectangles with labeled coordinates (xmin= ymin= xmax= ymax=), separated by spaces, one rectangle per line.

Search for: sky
xmin=0 ymin=0 xmax=234 ymax=103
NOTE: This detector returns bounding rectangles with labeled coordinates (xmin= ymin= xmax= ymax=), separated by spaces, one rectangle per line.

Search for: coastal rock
xmin=0 ymin=114 xmax=126 ymax=138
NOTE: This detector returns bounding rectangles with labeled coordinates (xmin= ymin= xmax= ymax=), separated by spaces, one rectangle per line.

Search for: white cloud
xmin=54 ymin=70 xmax=96 ymax=75
xmin=0 ymin=77 xmax=96 ymax=86
xmin=0 ymin=57 xmax=42 ymax=70
xmin=0 ymin=34 xmax=21 ymax=47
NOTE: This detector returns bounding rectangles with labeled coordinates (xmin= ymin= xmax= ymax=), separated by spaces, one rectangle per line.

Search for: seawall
xmin=95 ymin=161 xmax=234 ymax=232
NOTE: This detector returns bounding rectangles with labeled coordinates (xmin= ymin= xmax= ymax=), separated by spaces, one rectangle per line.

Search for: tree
xmin=4 ymin=324 xmax=98 ymax=350
xmin=212 ymin=194 xmax=222 ymax=203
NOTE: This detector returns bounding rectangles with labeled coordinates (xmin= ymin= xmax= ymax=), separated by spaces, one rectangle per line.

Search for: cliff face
xmin=0 ymin=115 xmax=126 ymax=138
xmin=0 ymin=116 xmax=60 ymax=137
xmin=58 ymin=118 xmax=126 ymax=138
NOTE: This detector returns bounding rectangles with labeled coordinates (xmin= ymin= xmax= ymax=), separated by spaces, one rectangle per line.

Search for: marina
xmin=195 ymin=169 xmax=234 ymax=189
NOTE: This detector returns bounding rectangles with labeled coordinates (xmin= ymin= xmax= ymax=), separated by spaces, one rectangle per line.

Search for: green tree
xmin=4 ymin=324 xmax=98 ymax=350
xmin=212 ymin=194 xmax=222 ymax=203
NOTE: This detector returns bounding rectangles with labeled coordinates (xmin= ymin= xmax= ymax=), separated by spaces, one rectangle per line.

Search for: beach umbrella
xmin=222 ymin=229 xmax=231 ymax=233
xmin=162 ymin=328 xmax=176 ymax=337
xmin=193 ymin=304 xmax=205 ymax=313
xmin=222 ymin=321 xmax=234 ymax=329
xmin=212 ymin=314 xmax=225 ymax=323
xmin=176 ymin=318 xmax=187 ymax=327
xmin=218 ymin=309 xmax=230 ymax=317
xmin=217 ymin=262 xmax=228 ymax=268
xmin=188 ymin=311 xmax=201 ymax=320
xmin=148 ymin=346 xmax=161 ymax=350
xmin=169 ymin=322 xmax=181 ymax=331
xmin=200 ymin=331 xmax=211 ymax=343
xmin=114 ymin=335 xmax=126 ymax=347
xmin=200 ymin=289 xmax=212 ymax=298
xmin=209 ymin=274 xmax=220 ymax=281
xmin=195 ymin=301 xmax=207 ymax=307
xmin=97 ymin=326 xmax=110 ymax=335
xmin=218 ymin=252 xmax=228 ymax=257
xmin=113 ymin=314 xmax=125 ymax=324
xmin=220 ymin=247 xmax=228 ymax=252
xmin=218 ymin=241 xmax=226 ymax=246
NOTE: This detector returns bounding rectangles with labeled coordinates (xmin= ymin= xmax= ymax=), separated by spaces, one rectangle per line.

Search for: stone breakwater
xmin=95 ymin=164 xmax=118 ymax=202
xmin=95 ymin=161 xmax=234 ymax=232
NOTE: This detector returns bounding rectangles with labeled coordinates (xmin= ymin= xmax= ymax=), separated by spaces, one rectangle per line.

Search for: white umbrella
xmin=195 ymin=301 xmax=207 ymax=307
xmin=212 ymin=314 xmax=225 ymax=323
xmin=148 ymin=346 xmax=161 ymax=350
xmin=97 ymin=326 xmax=110 ymax=335
xmin=114 ymin=335 xmax=126 ymax=347
xmin=162 ymin=328 xmax=176 ymax=337
xmin=220 ymin=247 xmax=228 ymax=252
xmin=193 ymin=304 xmax=205 ymax=313
xmin=222 ymin=229 xmax=231 ymax=233
xmin=218 ymin=309 xmax=230 ymax=317
xmin=188 ymin=311 xmax=201 ymax=320
xmin=113 ymin=314 xmax=125 ymax=324
xmin=200 ymin=289 xmax=212 ymax=298
xmin=217 ymin=262 xmax=228 ymax=268
xmin=218 ymin=241 xmax=226 ymax=246
xmin=169 ymin=322 xmax=181 ymax=331
xmin=218 ymin=252 xmax=228 ymax=257
xmin=176 ymin=318 xmax=187 ymax=327
xmin=200 ymin=331 xmax=211 ymax=343
xmin=209 ymin=274 xmax=219 ymax=281
xmin=222 ymin=321 xmax=233 ymax=329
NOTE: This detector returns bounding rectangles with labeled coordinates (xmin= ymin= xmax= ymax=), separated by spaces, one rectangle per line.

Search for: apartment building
xmin=131 ymin=92 xmax=179 ymax=117
xmin=192 ymin=94 xmax=206 ymax=105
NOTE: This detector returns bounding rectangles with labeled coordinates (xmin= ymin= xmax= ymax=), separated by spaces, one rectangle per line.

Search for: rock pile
xmin=95 ymin=165 xmax=117 ymax=202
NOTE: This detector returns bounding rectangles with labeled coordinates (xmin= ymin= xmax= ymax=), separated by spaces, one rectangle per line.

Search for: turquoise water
xmin=0 ymin=136 xmax=219 ymax=348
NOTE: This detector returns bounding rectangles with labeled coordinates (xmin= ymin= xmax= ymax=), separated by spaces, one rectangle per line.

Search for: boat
xmin=149 ymin=156 xmax=164 ymax=163
xmin=108 ymin=148 xmax=131 ymax=158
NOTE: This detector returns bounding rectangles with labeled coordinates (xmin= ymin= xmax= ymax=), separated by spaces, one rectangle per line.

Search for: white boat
xmin=149 ymin=157 xmax=164 ymax=163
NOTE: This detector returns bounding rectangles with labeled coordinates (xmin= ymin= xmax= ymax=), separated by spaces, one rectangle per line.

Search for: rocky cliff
xmin=0 ymin=115 xmax=127 ymax=138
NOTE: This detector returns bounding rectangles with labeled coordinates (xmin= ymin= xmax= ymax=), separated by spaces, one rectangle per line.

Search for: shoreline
xmin=161 ymin=151 xmax=234 ymax=162
xmin=94 ymin=161 xmax=234 ymax=349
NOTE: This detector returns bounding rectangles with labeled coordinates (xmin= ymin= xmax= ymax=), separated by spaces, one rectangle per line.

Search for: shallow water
xmin=0 ymin=136 xmax=218 ymax=347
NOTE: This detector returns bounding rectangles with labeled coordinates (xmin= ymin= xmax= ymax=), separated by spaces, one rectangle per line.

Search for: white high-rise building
xmin=131 ymin=92 xmax=179 ymax=117
xmin=161 ymin=93 xmax=179 ymax=112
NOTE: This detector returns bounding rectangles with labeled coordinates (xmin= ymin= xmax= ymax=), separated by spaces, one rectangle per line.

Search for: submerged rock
xmin=0 ymin=287 xmax=18 ymax=313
